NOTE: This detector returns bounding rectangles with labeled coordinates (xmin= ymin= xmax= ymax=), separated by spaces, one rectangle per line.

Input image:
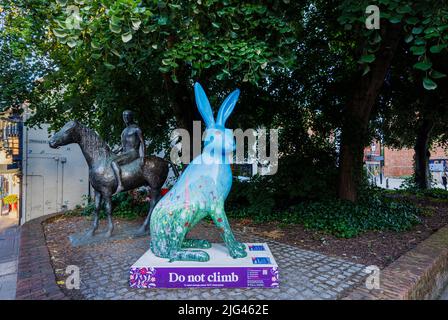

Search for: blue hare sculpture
xmin=149 ymin=82 xmax=247 ymax=262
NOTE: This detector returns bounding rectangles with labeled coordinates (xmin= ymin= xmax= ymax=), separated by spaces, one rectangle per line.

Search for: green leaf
xmin=430 ymin=44 xmax=447 ymax=53
xmin=161 ymin=59 xmax=172 ymax=66
xmin=430 ymin=70 xmax=447 ymax=79
xmin=438 ymin=25 xmax=448 ymax=32
xmin=57 ymin=0 xmax=68 ymax=6
xmin=65 ymin=17 xmax=80 ymax=30
xmin=109 ymin=22 xmax=121 ymax=34
xmin=424 ymin=27 xmax=437 ymax=34
xmin=362 ymin=65 xmax=370 ymax=76
xmin=358 ymin=54 xmax=375 ymax=64
xmin=66 ymin=38 xmax=77 ymax=48
xmin=413 ymin=61 xmax=432 ymax=71
xmin=110 ymin=16 xmax=122 ymax=25
xmin=389 ymin=16 xmax=403 ymax=24
xmin=91 ymin=41 xmax=102 ymax=50
xmin=423 ymin=77 xmax=437 ymax=90
xmin=91 ymin=53 xmax=102 ymax=60
xmin=103 ymin=62 xmax=116 ymax=70
xmin=158 ymin=17 xmax=168 ymax=25
xmin=412 ymin=27 xmax=423 ymax=35
xmin=410 ymin=46 xmax=426 ymax=55
xmin=396 ymin=5 xmax=412 ymax=14
xmin=53 ymin=29 xmax=67 ymax=38
xmin=404 ymin=34 xmax=414 ymax=43
xmin=158 ymin=66 xmax=170 ymax=73
xmin=131 ymin=19 xmax=141 ymax=30
xmin=171 ymin=74 xmax=179 ymax=83
xmin=216 ymin=73 xmax=225 ymax=80
xmin=405 ymin=17 xmax=419 ymax=25
xmin=414 ymin=38 xmax=426 ymax=45
xmin=121 ymin=32 xmax=133 ymax=43
xmin=111 ymin=49 xmax=121 ymax=58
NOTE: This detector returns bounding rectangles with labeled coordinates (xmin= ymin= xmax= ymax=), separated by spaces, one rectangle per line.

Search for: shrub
xmin=394 ymin=175 xmax=448 ymax=200
xmin=400 ymin=175 xmax=440 ymax=191
xmin=227 ymin=184 xmax=421 ymax=238
xmin=290 ymin=196 xmax=421 ymax=238
xmin=419 ymin=188 xmax=448 ymax=200
xmin=82 ymin=190 xmax=149 ymax=220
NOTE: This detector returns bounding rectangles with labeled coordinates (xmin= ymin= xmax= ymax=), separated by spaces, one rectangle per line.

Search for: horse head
xmin=49 ymin=120 xmax=80 ymax=149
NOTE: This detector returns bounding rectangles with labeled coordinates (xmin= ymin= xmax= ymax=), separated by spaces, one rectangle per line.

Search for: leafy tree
xmin=3 ymin=0 xmax=447 ymax=207
xmin=48 ymin=1 xmax=301 ymax=143
xmin=378 ymin=45 xmax=448 ymax=189
xmin=0 ymin=7 xmax=48 ymax=112
xmin=335 ymin=0 xmax=448 ymax=201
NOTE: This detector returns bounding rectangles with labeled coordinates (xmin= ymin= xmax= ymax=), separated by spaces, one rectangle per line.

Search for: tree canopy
xmin=1 ymin=0 xmax=448 ymax=205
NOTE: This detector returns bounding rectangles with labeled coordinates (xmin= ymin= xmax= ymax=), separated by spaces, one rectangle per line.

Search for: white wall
xmin=21 ymin=123 xmax=89 ymax=224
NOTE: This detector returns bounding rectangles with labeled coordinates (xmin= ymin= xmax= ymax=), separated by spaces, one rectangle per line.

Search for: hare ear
xmin=194 ymin=82 xmax=215 ymax=128
xmin=216 ymin=89 xmax=240 ymax=126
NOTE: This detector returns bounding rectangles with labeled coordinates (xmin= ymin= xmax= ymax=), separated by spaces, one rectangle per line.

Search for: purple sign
xmin=129 ymin=266 xmax=279 ymax=289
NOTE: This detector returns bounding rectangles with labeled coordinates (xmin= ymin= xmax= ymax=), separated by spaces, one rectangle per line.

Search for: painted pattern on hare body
xmin=150 ymin=82 xmax=247 ymax=262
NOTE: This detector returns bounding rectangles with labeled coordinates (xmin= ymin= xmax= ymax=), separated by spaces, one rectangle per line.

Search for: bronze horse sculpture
xmin=49 ymin=120 xmax=174 ymax=237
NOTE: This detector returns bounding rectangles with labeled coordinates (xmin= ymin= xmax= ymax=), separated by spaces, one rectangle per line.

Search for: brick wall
xmin=383 ymin=146 xmax=448 ymax=177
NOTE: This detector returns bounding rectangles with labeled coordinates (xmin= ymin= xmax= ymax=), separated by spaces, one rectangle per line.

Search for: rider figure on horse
xmin=111 ymin=110 xmax=145 ymax=194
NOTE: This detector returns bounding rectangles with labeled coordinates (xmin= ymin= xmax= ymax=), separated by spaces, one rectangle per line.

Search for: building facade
xmin=1 ymin=108 xmax=90 ymax=224
xmin=364 ymin=141 xmax=448 ymax=182
xmin=0 ymin=110 xmax=22 ymax=218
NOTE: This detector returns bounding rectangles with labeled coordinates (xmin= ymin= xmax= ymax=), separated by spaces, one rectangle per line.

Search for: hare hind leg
xmin=182 ymin=239 xmax=212 ymax=249
xmin=169 ymin=249 xmax=210 ymax=262
xmin=210 ymin=204 xmax=247 ymax=259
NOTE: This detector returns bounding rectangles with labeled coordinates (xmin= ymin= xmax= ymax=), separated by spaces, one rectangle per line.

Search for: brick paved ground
xmin=0 ymin=216 xmax=19 ymax=299
xmin=44 ymin=215 xmax=368 ymax=300
xmin=15 ymin=214 xmax=67 ymax=300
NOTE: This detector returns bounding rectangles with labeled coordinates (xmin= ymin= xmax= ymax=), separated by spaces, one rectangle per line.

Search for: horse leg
xmin=86 ymin=190 xmax=102 ymax=237
xmin=137 ymin=188 xmax=161 ymax=235
xmin=104 ymin=196 xmax=114 ymax=237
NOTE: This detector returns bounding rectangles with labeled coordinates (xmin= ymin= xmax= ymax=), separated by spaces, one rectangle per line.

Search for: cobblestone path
xmin=45 ymin=216 xmax=367 ymax=300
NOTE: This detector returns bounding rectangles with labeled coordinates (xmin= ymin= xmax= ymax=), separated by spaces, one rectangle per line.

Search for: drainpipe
xmin=61 ymin=157 xmax=67 ymax=211
xmin=18 ymin=120 xmax=24 ymax=224
xmin=379 ymin=140 xmax=383 ymax=185
xmin=53 ymin=156 xmax=59 ymax=210
xmin=22 ymin=120 xmax=29 ymax=225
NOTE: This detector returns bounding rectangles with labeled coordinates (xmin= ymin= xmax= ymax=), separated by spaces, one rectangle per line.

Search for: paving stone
xmin=39 ymin=216 xmax=368 ymax=300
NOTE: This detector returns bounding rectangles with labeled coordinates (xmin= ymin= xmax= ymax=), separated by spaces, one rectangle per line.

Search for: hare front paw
xmin=235 ymin=241 xmax=246 ymax=251
xmin=228 ymin=242 xmax=247 ymax=259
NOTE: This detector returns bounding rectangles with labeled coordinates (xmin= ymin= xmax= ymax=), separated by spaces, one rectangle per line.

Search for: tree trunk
xmin=414 ymin=118 xmax=434 ymax=189
xmin=337 ymin=24 xmax=402 ymax=202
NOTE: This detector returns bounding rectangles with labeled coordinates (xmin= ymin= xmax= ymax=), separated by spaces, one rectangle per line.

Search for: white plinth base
xmin=129 ymin=243 xmax=279 ymax=289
